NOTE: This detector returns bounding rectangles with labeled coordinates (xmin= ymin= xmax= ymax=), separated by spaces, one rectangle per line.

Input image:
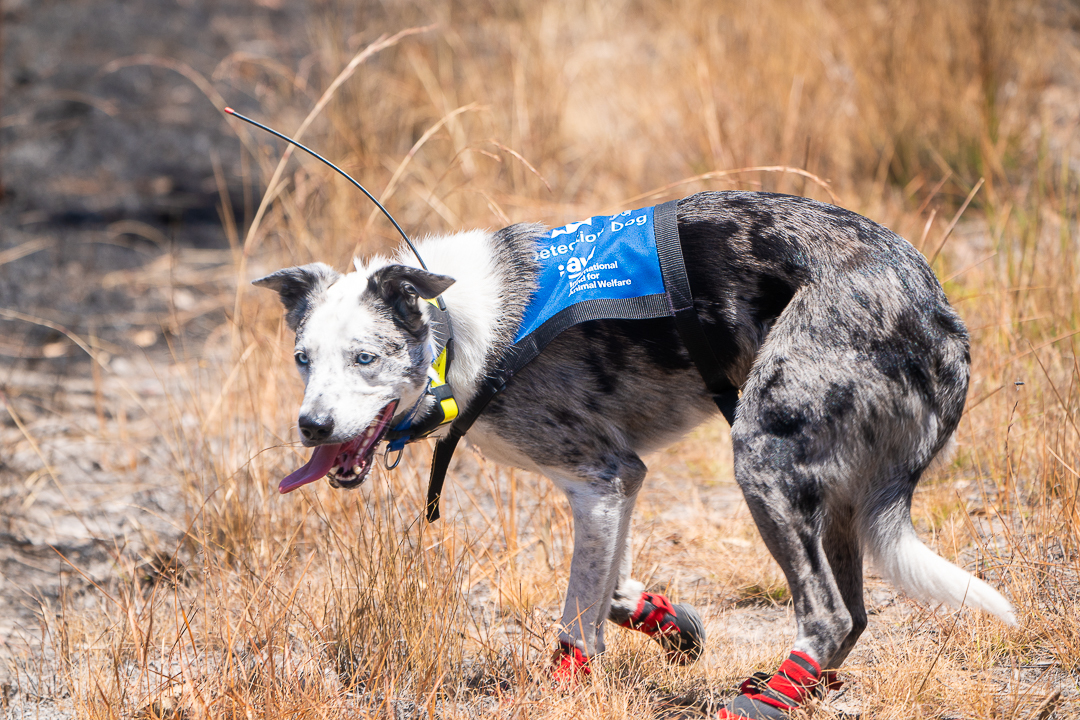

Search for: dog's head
xmin=254 ymin=261 xmax=454 ymax=493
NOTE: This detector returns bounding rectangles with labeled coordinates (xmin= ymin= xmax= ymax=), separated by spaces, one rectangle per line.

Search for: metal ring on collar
xmin=383 ymin=444 xmax=404 ymax=470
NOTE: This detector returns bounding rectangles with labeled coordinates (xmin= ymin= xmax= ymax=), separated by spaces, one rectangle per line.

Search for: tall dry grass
xmin=18 ymin=0 xmax=1080 ymax=717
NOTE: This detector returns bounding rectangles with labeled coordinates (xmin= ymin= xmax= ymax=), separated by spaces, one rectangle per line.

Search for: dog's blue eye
xmin=295 ymin=351 xmax=310 ymax=366
xmin=356 ymin=352 xmax=375 ymax=365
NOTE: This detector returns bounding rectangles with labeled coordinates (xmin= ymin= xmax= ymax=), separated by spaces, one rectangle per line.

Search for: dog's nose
xmin=299 ymin=414 xmax=334 ymax=443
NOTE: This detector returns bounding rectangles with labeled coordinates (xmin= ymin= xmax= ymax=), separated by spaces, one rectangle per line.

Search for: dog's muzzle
xmin=277 ymin=401 xmax=398 ymax=493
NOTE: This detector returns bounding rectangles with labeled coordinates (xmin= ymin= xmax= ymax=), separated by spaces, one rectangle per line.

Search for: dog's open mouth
xmin=278 ymin=401 xmax=399 ymax=494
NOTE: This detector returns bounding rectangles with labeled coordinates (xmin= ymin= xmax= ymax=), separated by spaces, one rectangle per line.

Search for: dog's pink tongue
xmin=279 ymin=444 xmax=342 ymax=494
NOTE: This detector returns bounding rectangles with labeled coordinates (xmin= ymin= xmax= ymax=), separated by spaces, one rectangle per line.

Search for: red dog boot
xmin=717 ymin=651 xmax=824 ymax=719
xmin=551 ymin=641 xmax=591 ymax=683
xmin=616 ymin=591 xmax=706 ymax=664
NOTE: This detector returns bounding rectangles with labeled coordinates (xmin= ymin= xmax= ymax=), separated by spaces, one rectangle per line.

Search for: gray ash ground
xmin=1 ymin=0 xmax=310 ymax=332
xmin=0 ymin=0 xmax=315 ymax=706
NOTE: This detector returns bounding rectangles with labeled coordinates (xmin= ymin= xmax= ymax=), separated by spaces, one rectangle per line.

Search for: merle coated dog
xmin=255 ymin=192 xmax=1015 ymax=718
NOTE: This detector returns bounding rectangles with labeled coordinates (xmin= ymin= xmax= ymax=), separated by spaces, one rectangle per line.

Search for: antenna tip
xmin=224 ymin=106 xmax=235 ymax=115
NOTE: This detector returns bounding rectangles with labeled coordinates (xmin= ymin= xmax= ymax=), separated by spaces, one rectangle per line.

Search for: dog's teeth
xmin=330 ymin=465 xmax=341 ymax=475
xmin=352 ymin=464 xmax=362 ymax=475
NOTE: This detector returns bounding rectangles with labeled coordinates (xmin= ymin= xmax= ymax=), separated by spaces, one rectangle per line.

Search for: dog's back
xmin=485 ymin=191 xmax=971 ymax=469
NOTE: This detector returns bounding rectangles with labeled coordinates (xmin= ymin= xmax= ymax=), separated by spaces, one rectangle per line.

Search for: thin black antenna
xmin=224 ymin=107 xmax=428 ymax=270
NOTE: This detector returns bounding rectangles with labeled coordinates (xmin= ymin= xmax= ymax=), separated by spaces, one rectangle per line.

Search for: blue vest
xmin=506 ymin=204 xmax=678 ymax=371
xmin=515 ymin=206 xmax=668 ymax=343
xmin=391 ymin=204 xmax=672 ymax=455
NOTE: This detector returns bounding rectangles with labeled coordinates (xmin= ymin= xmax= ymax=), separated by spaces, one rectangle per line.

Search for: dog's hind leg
xmin=733 ymin=427 xmax=853 ymax=665
xmin=719 ymin=439 xmax=849 ymax=718
xmin=720 ymin=352 xmax=861 ymax=717
xmin=820 ymin=504 xmax=866 ymax=680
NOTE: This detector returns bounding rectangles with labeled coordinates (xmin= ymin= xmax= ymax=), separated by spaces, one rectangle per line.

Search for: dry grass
xmin=6 ymin=0 xmax=1080 ymax=717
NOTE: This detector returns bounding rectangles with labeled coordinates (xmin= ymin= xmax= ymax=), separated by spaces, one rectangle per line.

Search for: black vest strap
xmin=426 ymin=432 xmax=460 ymax=521
xmin=652 ymin=200 xmax=739 ymax=424
xmin=426 ymin=377 xmax=504 ymax=521
xmin=424 ymin=200 xmax=738 ymax=522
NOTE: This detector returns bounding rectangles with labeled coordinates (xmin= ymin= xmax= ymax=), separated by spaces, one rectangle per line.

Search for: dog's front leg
xmin=560 ymin=485 xmax=629 ymax=653
xmin=546 ymin=454 xmax=646 ymax=671
xmin=608 ymin=523 xmax=708 ymax=665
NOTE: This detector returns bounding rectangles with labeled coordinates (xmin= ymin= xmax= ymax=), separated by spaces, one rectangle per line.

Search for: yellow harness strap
xmin=425 ymin=298 xmax=459 ymax=427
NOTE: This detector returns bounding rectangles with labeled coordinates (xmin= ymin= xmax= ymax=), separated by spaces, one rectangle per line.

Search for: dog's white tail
xmin=865 ymin=511 xmax=1017 ymax=626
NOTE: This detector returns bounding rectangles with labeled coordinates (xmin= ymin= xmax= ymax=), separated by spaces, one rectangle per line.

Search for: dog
xmin=255 ymin=191 xmax=1015 ymax=718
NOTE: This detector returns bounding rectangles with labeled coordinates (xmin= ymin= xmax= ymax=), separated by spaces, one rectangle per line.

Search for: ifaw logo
xmin=560 ymin=245 xmax=596 ymax=280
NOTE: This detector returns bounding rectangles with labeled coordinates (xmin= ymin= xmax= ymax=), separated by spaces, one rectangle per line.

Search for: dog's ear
xmin=252 ymin=263 xmax=341 ymax=330
xmin=367 ymin=265 xmax=455 ymax=336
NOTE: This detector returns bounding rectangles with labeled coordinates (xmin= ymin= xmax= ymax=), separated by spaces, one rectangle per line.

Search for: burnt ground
xmin=0 ymin=0 xmax=311 ymax=335
xmin=0 ymin=0 xmax=314 ymax=698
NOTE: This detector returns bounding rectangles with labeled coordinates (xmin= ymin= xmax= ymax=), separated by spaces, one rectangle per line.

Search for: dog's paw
xmin=719 ymin=651 xmax=836 ymax=718
xmin=617 ymin=592 xmax=706 ymax=664
xmin=551 ymin=641 xmax=591 ymax=684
